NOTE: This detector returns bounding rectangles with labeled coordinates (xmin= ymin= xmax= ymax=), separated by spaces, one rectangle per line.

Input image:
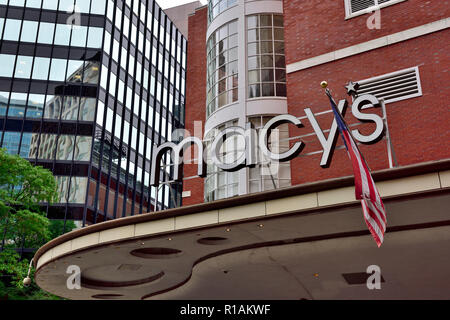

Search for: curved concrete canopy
xmin=33 ymin=161 xmax=450 ymax=299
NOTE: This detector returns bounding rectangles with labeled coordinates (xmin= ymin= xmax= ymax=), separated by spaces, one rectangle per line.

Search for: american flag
xmin=326 ymin=90 xmax=387 ymax=247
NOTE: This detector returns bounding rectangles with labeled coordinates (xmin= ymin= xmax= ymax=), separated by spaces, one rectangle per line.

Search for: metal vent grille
xmin=351 ymin=0 xmax=376 ymax=13
xmin=356 ymin=67 xmax=422 ymax=104
xmin=350 ymin=0 xmax=399 ymax=14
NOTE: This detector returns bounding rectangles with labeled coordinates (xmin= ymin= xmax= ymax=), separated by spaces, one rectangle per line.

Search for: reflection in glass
xmin=67 ymin=60 xmax=85 ymax=82
xmin=206 ymin=20 xmax=238 ymax=116
xmin=27 ymin=94 xmax=45 ymax=118
xmin=37 ymin=134 xmax=58 ymax=159
xmin=68 ymin=177 xmax=87 ymax=203
xmin=8 ymin=92 xmax=28 ymax=117
xmin=79 ymin=97 xmax=96 ymax=121
xmin=61 ymin=96 xmax=80 ymax=121
xmin=56 ymin=135 xmax=75 ymax=160
xmin=20 ymin=133 xmax=32 ymax=158
xmin=74 ymin=136 xmax=92 ymax=161
xmin=43 ymin=95 xmax=61 ymax=119
xmin=0 ymin=91 xmax=10 ymax=116
xmin=1 ymin=132 xmax=21 ymax=155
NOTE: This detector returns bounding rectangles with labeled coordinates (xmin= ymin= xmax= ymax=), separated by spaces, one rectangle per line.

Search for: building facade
xmin=0 ymin=0 xmax=187 ymax=226
xmin=182 ymin=0 xmax=449 ymax=206
xmin=183 ymin=0 xmax=291 ymax=206
xmin=32 ymin=0 xmax=450 ymax=300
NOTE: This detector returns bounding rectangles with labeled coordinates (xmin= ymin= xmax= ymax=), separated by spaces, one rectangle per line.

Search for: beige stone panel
xmin=439 ymin=170 xmax=450 ymax=188
xmin=71 ymin=232 xmax=100 ymax=251
xmin=266 ymin=193 xmax=318 ymax=215
xmin=218 ymin=202 xmax=266 ymax=223
xmin=175 ymin=210 xmax=219 ymax=229
xmin=37 ymin=250 xmax=53 ymax=269
xmin=52 ymin=241 xmax=72 ymax=259
xmin=99 ymin=225 xmax=135 ymax=243
xmin=134 ymin=218 xmax=175 ymax=237
xmin=317 ymin=186 xmax=356 ymax=207
xmin=377 ymin=173 xmax=441 ymax=197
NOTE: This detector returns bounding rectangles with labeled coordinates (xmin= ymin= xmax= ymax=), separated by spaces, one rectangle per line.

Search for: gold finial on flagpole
xmin=320 ymin=81 xmax=328 ymax=89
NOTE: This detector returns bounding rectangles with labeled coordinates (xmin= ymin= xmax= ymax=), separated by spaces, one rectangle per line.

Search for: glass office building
xmin=0 ymin=0 xmax=187 ymax=226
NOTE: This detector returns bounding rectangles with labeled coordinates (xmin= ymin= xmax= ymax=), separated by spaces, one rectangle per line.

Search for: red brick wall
xmin=285 ymin=31 xmax=450 ymax=186
xmin=283 ymin=0 xmax=450 ymax=64
xmin=182 ymin=7 xmax=208 ymax=206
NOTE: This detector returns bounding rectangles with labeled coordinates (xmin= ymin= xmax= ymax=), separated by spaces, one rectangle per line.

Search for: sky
xmin=157 ymin=0 xmax=207 ymax=9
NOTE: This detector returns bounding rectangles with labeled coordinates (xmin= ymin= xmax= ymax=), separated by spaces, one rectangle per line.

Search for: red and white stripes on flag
xmin=328 ymin=91 xmax=387 ymax=247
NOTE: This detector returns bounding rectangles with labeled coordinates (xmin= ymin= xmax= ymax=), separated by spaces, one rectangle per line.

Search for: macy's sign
xmin=150 ymin=94 xmax=385 ymax=187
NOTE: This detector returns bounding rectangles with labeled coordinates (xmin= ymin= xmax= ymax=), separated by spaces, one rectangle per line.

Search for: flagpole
xmin=320 ymin=81 xmax=373 ymax=172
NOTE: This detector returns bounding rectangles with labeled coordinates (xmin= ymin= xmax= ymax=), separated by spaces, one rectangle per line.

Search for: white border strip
xmin=286 ymin=18 xmax=450 ymax=74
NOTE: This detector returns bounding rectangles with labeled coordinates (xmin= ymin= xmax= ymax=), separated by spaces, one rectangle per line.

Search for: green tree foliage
xmin=0 ymin=148 xmax=57 ymax=249
xmin=49 ymin=219 xmax=77 ymax=240
xmin=0 ymin=148 xmax=72 ymax=300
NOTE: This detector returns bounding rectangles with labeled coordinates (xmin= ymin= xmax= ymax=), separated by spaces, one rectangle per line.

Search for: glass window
xmin=8 ymin=0 xmax=25 ymax=7
xmin=106 ymin=0 xmax=114 ymax=21
xmin=38 ymin=22 xmax=55 ymax=44
xmin=87 ymin=27 xmax=103 ymax=48
xmin=26 ymin=94 xmax=45 ymax=118
xmin=37 ymin=134 xmax=58 ymax=159
xmin=43 ymin=95 xmax=61 ymax=119
xmin=20 ymin=20 xmax=38 ymax=43
xmin=71 ymin=25 xmax=88 ymax=47
xmin=115 ymin=7 xmax=122 ymax=30
xmin=42 ymin=0 xmax=58 ymax=10
xmin=84 ymin=61 xmax=99 ymax=84
xmin=96 ymin=100 xmax=104 ymax=126
xmin=1 ymin=132 xmax=21 ymax=155
xmin=79 ymin=97 xmax=96 ymax=121
xmin=32 ymin=57 xmax=50 ymax=80
xmin=14 ymin=55 xmax=33 ymax=79
xmin=3 ymin=19 xmax=22 ymax=41
xmin=74 ymin=136 xmax=92 ymax=161
xmin=91 ymin=0 xmax=106 ymax=15
xmin=67 ymin=177 xmax=87 ymax=203
xmin=0 ymin=55 xmax=16 ymax=78
xmin=105 ymin=107 xmax=113 ymax=133
xmin=206 ymin=20 xmax=238 ymax=117
xmin=246 ymin=14 xmax=286 ymax=98
xmin=59 ymin=0 xmax=74 ymax=11
xmin=0 ymin=91 xmax=10 ymax=116
xmin=56 ymin=135 xmax=75 ymax=160
xmin=26 ymin=0 xmax=42 ymax=8
xmin=66 ymin=60 xmax=84 ymax=82
xmin=208 ymin=0 xmax=238 ymax=23
xmin=75 ymin=0 xmax=91 ymax=13
xmin=8 ymin=92 xmax=28 ymax=117
xmin=19 ymin=133 xmax=32 ymax=158
xmin=49 ymin=58 xmax=68 ymax=81
xmin=0 ymin=18 xmax=4 ymax=38
xmin=54 ymin=24 xmax=71 ymax=46
xmin=248 ymin=116 xmax=291 ymax=193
